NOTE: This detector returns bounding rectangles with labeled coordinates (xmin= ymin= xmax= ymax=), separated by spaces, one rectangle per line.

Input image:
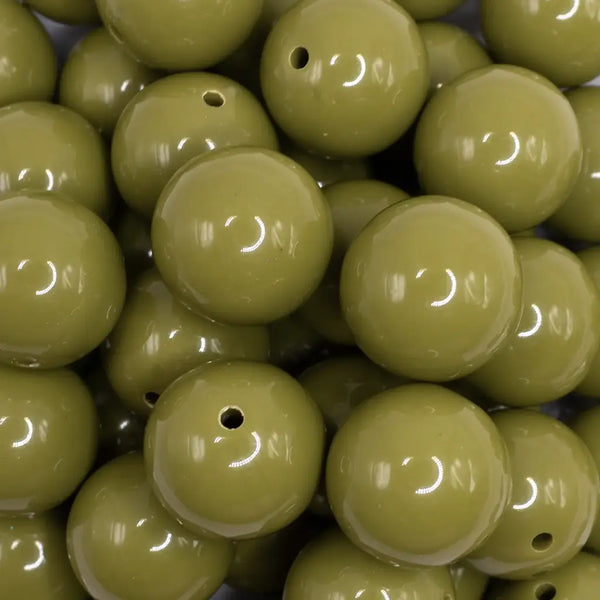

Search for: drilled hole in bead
xmin=535 ymin=583 xmax=556 ymax=600
xmin=203 ymin=90 xmax=225 ymax=107
xmin=290 ymin=47 xmax=309 ymax=69
xmin=220 ymin=407 xmax=244 ymax=430
xmin=144 ymin=392 xmax=160 ymax=408
xmin=531 ymin=533 xmax=553 ymax=552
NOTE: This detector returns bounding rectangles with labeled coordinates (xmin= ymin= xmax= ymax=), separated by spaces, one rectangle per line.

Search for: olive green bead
xmin=481 ymin=0 xmax=600 ymax=87
xmin=414 ymin=65 xmax=583 ymax=232
xmin=112 ymin=72 xmax=278 ymax=220
xmin=394 ymin=0 xmax=465 ymax=20
xmin=327 ymin=383 xmax=512 ymax=566
xmin=144 ymin=361 xmax=325 ymax=539
xmin=0 ymin=365 xmax=97 ymax=514
xmin=103 ymin=269 xmax=269 ymax=416
xmin=548 ymin=87 xmax=600 ymax=241
xmin=340 ymin=196 xmax=522 ymax=381
xmin=114 ymin=209 xmax=153 ymax=279
xmin=67 ymin=453 xmax=233 ymax=600
xmin=59 ymin=27 xmax=160 ymax=137
xmin=467 ymin=410 xmax=599 ymax=580
xmin=489 ymin=552 xmax=600 ymax=600
xmin=152 ymin=147 xmax=333 ymax=326
xmin=0 ymin=102 xmax=113 ymax=220
xmin=0 ymin=511 xmax=87 ymax=599
xmin=96 ymin=0 xmax=262 ymax=70
xmin=227 ymin=513 xmax=320 ymax=594
xmin=570 ymin=406 xmax=600 ymax=553
xmin=0 ymin=192 xmax=126 ymax=369
xmin=418 ymin=22 xmax=491 ymax=94
xmin=450 ymin=563 xmax=488 ymax=600
xmin=576 ymin=246 xmax=600 ymax=397
xmin=469 ymin=238 xmax=600 ymax=407
xmin=24 ymin=0 xmax=99 ymax=24
xmin=0 ymin=1 xmax=56 ymax=107
xmin=283 ymin=528 xmax=456 ymax=600
xmin=260 ymin=0 xmax=429 ymax=158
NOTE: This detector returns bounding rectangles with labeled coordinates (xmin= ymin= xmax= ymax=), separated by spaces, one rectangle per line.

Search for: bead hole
xmin=220 ymin=407 xmax=244 ymax=430
xmin=203 ymin=91 xmax=225 ymax=107
xmin=531 ymin=533 xmax=553 ymax=552
xmin=535 ymin=583 xmax=557 ymax=600
xmin=290 ymin=47 xmax=309 ymax=69
xmin=144 ymin=392 xmax=160 ymax=408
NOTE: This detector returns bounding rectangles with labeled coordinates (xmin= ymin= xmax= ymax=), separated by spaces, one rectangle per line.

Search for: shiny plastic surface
xmin=340 ymin=196 xmax=522 ymax=381
xmin=25 ymin=0 xmax=99 ymax=24
xmin=152 ymin=147 xmax=333 ymax=325
xmin=395 ymin=0 xmax=465 ymax=20
xmin=145 ymin=361 xmax=325 ymax=539
xmin=326 ymin=383 xmax=511 ymax=566
xmin=450 ymin=563 xmax=489 ymax=600
xmin=0 ymin=192 xmax=126 ymax=369
xmin=414 ymin=65 xmax=583 ymax=232
xmin=68 ymin=453 xmax=233 ymax=600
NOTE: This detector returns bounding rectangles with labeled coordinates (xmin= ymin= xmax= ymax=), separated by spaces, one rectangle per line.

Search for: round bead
xmin=67 ymin=453 xmax=233 ymax=600
xmin=96 ymin=0 xmax=262 ymax=70
xmin=414 ymin=65 xmax=583 ymax=232
xmin=418 ymin=22 xmax=491 ymax=94
xmin=0 ymin=511 xmax=86 ymax=599
xmin=326 ymin=383 xmax=511 ymax=566
xmin=283 ymin=528 xmax=455 ymax=600
xmin=0 ymin=1 xmax=56 ymax=108
xmin=488 ymin=552 xmax=600 ymax=600
xmin=469 ymin=238 xmax=600 ymax=406
xmin=481 ymin=0 xmax=600 ymax=87
xmin=112 ymin=72 xmax=278 ymax=219
xmin=103 ymin=269 xmax=269 ymax=416
xmin=152 ymin=147 xmax=333 ymax=325
xmin=59 ymin=27 xmax=160 ymax=137
xmin=0 ymin=102 xmax=113 ymax=220
xmin=260 ymin=0 xmax=428 ymax=158
xmin=340 ymin=195 xmax=522 ymax=381
xmin=467 ymin=410 xmax=598 ymax=580
xmin=394 ymin=0 xmax=465 ymax=20
xmin=450 ymin=563 xmax=489 ymax=600
xmin=0 ymin=192 xmax=126 ymax=369
xmin=25 ymin=0 xmax=98 ymax=23
xmin=0 ymin=365 xmax=97 ymax=514
xmin=548 ymin=87 xmax=600 ymax=241
xmin=144 ymin=361 xmax=325 ymax=539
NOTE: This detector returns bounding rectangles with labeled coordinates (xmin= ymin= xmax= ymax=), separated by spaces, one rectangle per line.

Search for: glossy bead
xmin=340 ymin=196 xmax=522 ymax=381
xmin=418 ymin=22 xmax=491 ymax=94
xmin=103 ymin=269 xmax=270 ymax=416
xmin=0 ymin=102 xmax=113 ymax=220
xmin=144 ymin=361 xmax=325 ymax=539
xmin=0 ymin=365 xmax=97 ymax=514
xmin=59 ymin=27 xmax=160 ymax=137
xmin=548 ymin=87 xmax=600 ymax=241
xmin=227 ymin=513 xmax=321 ymax=594
xmin=114 ymin=209 xmax=153 ymax=279
xmin=152 ymin=147 xmax=333 ymax=326
xmin=67 ymin=453 xmax=233 ymax=600
xmin=299 ymin=179 xmax=409 ymax=345
xmin=394 ymin=0 xmax=465 ymax=20
xmin=469 ymin=238 xmax=600 ymax=406
xmin=283 ymin=528 xmax=455 ymax=600
xmin=24 ymin=0 xmax=98 ymax=24
xmin=0 ymin=192 xmax=126 ymax=369
xmin=326 ymin=383 xmax=511 ymax=566
xmin=450 ymin=563 xmax=489 ymax=600
xmin=570 ymin=406 xmax=600 ymax=553
xmin=576 ymin=246 xmax=600 ymax=397
xmin=112 ymin=72 xmax=278 ymax=220
xmin=85 ymin=367 xmax=146 ymax=464
xmin=488 ymin=552 xmax=600 ymax=600
xmin=0 ymin=1 xmax=56 ymax=107
xmin=0 ymin=511 xmax=86 ymax=599
xmin=481 ymin=0 xmax=600 ymax=87
xmin=467 ymin=410 xmax=598 ymax=580
xmin=96 ymin=0 xmax=262 ymax=70
xmin=414 ymin=65 xmax=583 ymax=232
xmin=260 ymin=0 xmax=429 ymax=158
